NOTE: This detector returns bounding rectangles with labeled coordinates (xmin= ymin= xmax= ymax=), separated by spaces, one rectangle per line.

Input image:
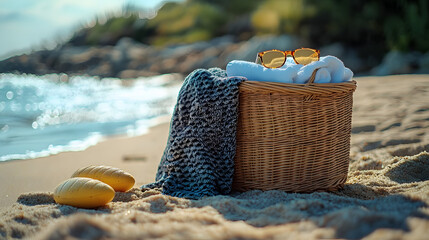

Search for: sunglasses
xmin=255 ymin=48 xmax=320 ymax=68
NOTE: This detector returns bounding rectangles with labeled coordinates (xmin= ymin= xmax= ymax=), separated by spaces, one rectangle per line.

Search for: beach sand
xmin=1 ymin=74 xmax=428 ymax=239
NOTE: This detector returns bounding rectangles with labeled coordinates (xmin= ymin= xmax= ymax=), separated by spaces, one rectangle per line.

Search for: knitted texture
xmin=142 ymin=68 xmax=245 ymax=199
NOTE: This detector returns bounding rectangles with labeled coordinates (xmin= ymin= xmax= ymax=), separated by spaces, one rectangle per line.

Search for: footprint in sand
xmin=389 ymin=143 xmax=429 ymax=157
xmin=384 ymin=152 xmax=429 ymax=183
xmin=351 ymin=124 xmax=376 ymax=134
xmin=379 ymin=121 xmax=401 ymax=132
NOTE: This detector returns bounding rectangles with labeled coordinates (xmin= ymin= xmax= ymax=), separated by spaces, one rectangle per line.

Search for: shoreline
xmin=0 ymin=121 xmax=170 ymax=209
xmin=0 ymin=114 xmax=173 ymax=163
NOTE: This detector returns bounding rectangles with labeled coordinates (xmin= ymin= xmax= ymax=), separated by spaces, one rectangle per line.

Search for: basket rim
xmin=239 ymin=80 xmax=356 ymax=95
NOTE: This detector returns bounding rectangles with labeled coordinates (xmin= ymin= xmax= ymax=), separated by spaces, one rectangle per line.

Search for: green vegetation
xmin=301 ymin=0 xmax=429 ymax=58
xmin=252 ymin=0 xmax=314 ymax=35
xmin=383 ymin=0 xmax=428 ymax=52
xmin=144 ymin=2 xmax=227 ymax=46
xmin=69 ymin=12 xmax=141 ymax=46
xmin=68 ymin=0 xmax=429 ymax=59
xmin=87 ymin=14 xmax=139 ymax=45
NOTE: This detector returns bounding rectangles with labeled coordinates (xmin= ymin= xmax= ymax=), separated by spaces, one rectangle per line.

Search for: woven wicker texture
xmin=233 ymin=71 xmax=357 ymax=192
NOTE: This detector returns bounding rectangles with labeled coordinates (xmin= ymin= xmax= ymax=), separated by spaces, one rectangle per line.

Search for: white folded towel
xmin=226 ymin=56 xmax=353 ymax=84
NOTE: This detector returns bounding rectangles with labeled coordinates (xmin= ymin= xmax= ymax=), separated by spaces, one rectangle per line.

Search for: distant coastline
xmin=1 ymin=35 xmax=428 ymax=79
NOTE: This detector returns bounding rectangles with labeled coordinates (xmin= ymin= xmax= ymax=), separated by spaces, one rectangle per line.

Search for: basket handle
xmin=306 ymin=68 xmax=320 ymax=85
xmin=303 ymin=68 xmax=320 ymax=101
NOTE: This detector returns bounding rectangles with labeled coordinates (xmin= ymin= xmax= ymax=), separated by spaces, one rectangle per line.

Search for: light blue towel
xmin=226 ymin=56 xmax=353 ymax=84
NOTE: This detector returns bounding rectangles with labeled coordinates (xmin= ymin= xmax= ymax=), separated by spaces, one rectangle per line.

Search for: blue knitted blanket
xmin=142 ymin=68 xmax=245 ymax=199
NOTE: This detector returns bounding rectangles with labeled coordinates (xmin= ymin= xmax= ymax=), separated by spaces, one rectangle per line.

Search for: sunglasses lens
xmin=294 ymin=49 xmax=319 ymax=65
xmin=261 ymin=51 xmax=286 ymax=68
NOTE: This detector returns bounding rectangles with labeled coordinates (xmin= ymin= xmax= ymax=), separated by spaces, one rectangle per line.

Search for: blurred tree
xmin=383 ymin=0 xmax=428 ymax=52
xmin=300 ymin=1 xmax=387 ymax=59
xmin=68 ymin=13 xmax=140 ymax=46
xmin=141 ymin=1 xmax=227 ymax=46
xmin=251 ymin=0 xmax=314 ymax=35
xmin=302 ymin=0 xmax=428 ymax=57
xmin=188 ymin=0 xmax=260 ymax=15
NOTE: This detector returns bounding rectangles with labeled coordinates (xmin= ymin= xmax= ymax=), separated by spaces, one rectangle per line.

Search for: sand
xmin=1 ymin=74 xmax=429 ymax=239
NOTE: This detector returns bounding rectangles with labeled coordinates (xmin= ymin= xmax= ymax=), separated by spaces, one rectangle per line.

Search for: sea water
xmin=0 ymin=73 xmax=182 ymax=162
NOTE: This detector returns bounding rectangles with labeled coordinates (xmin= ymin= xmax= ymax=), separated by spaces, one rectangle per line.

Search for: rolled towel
xmin=342 ymin=68 xmax=354 ymax=83
xmin=226 ymin=56 xmax=353 ymax=84
xmin=226 ymin=60 xmax=299 ymax=83
xmin=296 ymin=56 xmax=347 ymax=83
xmin=315 ymin=68 xmax=331 ymax=83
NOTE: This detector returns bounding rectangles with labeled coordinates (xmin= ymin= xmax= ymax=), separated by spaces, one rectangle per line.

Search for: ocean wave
xmin=0 ymin=73 xmax=182 ymax=162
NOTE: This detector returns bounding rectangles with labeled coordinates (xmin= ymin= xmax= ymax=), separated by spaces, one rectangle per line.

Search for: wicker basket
xmin=233 ymin=70 xmax=357 ymax=192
